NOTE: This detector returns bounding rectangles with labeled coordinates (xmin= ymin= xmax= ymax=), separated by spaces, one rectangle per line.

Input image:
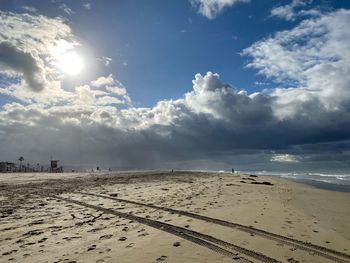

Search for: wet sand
xmin=0 ymin=171 xmax=349 ymax=263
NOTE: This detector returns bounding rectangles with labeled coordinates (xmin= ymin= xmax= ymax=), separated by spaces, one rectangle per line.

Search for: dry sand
xmin=0 ymin=171 xmax=349 ymax=263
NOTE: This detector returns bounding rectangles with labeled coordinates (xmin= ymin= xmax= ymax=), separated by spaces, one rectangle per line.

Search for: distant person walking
xmin=231 ymin=168 xmax=235 ymax=173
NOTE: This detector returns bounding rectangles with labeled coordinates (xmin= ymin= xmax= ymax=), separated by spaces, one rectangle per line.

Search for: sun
xmin=56 ymin=51 xmax=83 ymax=76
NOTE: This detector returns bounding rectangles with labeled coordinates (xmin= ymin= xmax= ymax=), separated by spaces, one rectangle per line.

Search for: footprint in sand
xmin=24 ymin=242 xmax=36 ymax=246
xmin=287 ymin=257 xmax=299 ymax=263
xmin=100 ymin=234 xmax=113 ymax=240
xmin=22 ymin=253 xmax=31 ymax=258
xmin=126 ymin=243 xmax=135 ymax=248
xmin=88 ymin=245 xmax=97 ymax=251
xmin=138 ymin=232 xmax=149 ymax=237
xmin=15 ymin=239 xmax=24 ymax=244
xmin=156 ymin=255 xmax=168 ymax=262
xmin=38 ymin=237 xmax=47 ymax=243
xmin=2 ymin=250 xmax=17 ymax=256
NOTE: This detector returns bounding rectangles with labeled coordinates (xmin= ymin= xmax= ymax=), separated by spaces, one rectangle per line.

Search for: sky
xmin=0 ymin=0 xmax=350 ymax=172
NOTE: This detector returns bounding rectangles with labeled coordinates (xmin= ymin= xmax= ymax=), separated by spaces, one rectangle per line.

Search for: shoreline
xmin=260 ymin=174 xmax=350 ymax=193
xmin=286 ymin=177 xmax=350 ymax=193
xmin=1 ymin=169 xmax=349 ymax=193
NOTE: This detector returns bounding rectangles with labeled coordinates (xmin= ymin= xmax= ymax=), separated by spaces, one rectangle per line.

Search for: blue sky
xmin=0 ymin=0 xmax=350 ymax=171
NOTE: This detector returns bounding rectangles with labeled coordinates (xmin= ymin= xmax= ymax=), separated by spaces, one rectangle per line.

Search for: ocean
xmin=239 ymin=170 xmax=350 ymax=193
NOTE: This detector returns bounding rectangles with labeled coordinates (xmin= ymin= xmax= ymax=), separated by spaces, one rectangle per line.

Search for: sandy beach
xmin=0 ymin=171 xmax=349 ymax=263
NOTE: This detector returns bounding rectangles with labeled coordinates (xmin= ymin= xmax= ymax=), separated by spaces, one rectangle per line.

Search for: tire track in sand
xmin=78 ymin=192 xmax=350 ymax=263
xmin=52 ymin=195 xmax=282 ymax=263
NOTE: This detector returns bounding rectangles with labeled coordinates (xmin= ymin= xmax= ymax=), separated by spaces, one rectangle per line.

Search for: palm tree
xmin=18 ymin=156 xmax=24 ymax=172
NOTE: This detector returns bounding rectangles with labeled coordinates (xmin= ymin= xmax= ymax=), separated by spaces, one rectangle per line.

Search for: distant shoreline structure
xmin=0 ymin=158 xmax=63 ymax=173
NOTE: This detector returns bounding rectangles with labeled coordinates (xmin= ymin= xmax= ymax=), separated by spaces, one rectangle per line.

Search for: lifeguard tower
xmin=50 ymin=160 xmax=63 ymax=173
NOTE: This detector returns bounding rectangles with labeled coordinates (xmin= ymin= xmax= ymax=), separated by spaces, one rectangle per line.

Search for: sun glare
xmin=56 ymin=51 xmax=83 ymax=76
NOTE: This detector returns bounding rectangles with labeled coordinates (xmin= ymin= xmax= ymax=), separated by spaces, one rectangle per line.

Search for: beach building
xmin=50 ymin=160 xmax=63 ymax=173
xmin=0 ymin=162 xmax=16 ymax=172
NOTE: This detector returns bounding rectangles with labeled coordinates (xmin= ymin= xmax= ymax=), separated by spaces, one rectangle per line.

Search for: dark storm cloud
xmin=1 ymin=70 xmax=349 ymax=169
xmin=0 ymin=42 xmax=46 ymax=91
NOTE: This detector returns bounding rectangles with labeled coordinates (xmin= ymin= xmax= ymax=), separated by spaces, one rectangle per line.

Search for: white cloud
xmin=271 ymin=154 xmax=300 ymax=163
xmin=254 ymin=81 xmax=269 ymax=86
xmin=183 ymin=72 xmax=272 ymax=122
xmin=74 ymin=82 xmax=128 ymax=106
xmin=83 ymin=3 xmax=91 ymax=10
xmin=75 ymin=85 xmax=96 ymax=105
xmin=191 ymin=0 xmax=250 ymax=19
xmin=98 ymin=56 xmax=112 ymax=67
xmin=89 ymin=75 xmax=131 ymax=104
xmin=22 ymin=6 xmax=38 ymax=13
xmin=96 ymin=96 xmax=123 ymax=106
xmin=243 ymin=9 xmax=350 ymax=119
xmin=270 ymin=0 xmax=314 ymax=21
xmin=0 ymin=11 xmax=75 ymax=53
xmin=106 ymin=86 xmax=127 ymax=96
xmin=59 ymin=3 xmax=74 ymax=16
xmin=91 ymin=75 xmax=114 ymax=87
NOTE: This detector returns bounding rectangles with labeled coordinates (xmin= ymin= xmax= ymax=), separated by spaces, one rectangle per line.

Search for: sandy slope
xmin=0 ymin=171 xmax=349 ymax=263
